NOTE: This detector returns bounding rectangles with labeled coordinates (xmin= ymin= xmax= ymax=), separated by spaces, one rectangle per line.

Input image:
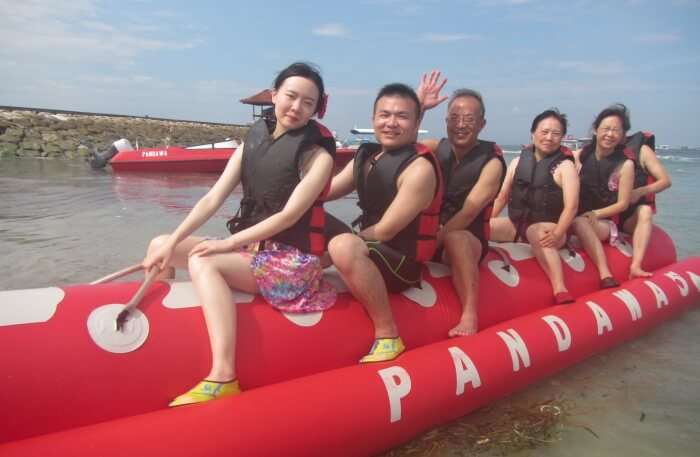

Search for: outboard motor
xmin=89 ymin=138 xmax=134 ymax=169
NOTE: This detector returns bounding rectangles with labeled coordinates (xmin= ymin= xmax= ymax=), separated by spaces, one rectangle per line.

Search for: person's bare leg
xmin=489 ymin=217 xmax=518 ymax=242
xmin=146 ymin=234 xmax=206 ymax=280
xmin=526 ymin=223 xmax=568 ymax=294
xmin=328 ymin=233 xmax=397 ymax=338
xmin=188 ymin=252 xmax=258 ymax=382
xmin=624 ymin=205 xmax=654 ymax=278
xmin=572 ymin=217 xmax=613 ymax=280
xmin=443 ymin=230 xmax=482 ymax=337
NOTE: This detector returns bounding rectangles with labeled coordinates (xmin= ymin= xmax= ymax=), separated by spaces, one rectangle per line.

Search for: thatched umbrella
xmin=240 ymin=89 xmax=273 ymax=121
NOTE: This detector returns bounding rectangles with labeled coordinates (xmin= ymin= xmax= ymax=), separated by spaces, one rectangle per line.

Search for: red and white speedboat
xmin=1 ymin=226 xmax=698 ymax=456
xmin=92 ymin=138 xmax=355 ymax=173
xmin=90 ymin=138 xmax=239 ymax=173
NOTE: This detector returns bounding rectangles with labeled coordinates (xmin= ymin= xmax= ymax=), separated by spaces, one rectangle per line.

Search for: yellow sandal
xmin=359 ymin=337 xmax=405 ymax=363
xmin=168 ymin=379 xmax=241 ymax=407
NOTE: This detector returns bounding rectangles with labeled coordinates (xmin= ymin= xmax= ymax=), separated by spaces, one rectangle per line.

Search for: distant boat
xmin=657 ymin=144 xmax=671 ymax=150
xmin=90 ymin=138 xmax=238 ymax=173
xmin=560 ymin=135 xmax=591 ymax=151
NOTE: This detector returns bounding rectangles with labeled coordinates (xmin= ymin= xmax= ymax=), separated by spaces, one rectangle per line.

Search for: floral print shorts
xmin=238 ymin=241 xmax=336 ymax=313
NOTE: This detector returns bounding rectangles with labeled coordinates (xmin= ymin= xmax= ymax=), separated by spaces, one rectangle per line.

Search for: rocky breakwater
xmin=0 ymin=108 xmax=248 ymax=159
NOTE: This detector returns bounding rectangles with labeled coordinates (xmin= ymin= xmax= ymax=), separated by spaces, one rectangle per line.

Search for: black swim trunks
xmin=365 ymin=241 xmax=422 ymax=293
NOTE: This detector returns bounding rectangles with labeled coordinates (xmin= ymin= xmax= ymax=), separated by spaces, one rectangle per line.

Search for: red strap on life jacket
xmin=413 ymin=143 xmax=444 ymax=261
xmin=560 ymin=146 xmax=574 ymax=157
xmin=314 ymin=121 xmax=334 ymax=139
xmin=308 ymin=203 xmax=326 ymax=256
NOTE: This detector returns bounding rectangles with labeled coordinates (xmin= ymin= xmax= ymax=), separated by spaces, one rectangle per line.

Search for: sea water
xmin=1 ymin=152 xmax=698 ymax=455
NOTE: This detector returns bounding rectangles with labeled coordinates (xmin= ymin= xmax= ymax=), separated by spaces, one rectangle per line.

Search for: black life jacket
xmin=226 ymin=118 xmax=336 ymax=256
xmin=354 ymin=142 xmax=443 ymax=262
xmin=436 ymin=138 xmax=506 ymax=241
xmin=578 ymin=140 xmax=636 ymax=216
xmin=625 ymin=131 xmax=657 ymax=211
xmin=508 ymin=146 xmax=574 ymax=228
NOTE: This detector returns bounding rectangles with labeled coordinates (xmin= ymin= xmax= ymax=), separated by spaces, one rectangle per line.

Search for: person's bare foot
xmin=630 ymin=265 xmax=653 ymax=279
xmin=448 ymin=314 xmax=478 ymax=338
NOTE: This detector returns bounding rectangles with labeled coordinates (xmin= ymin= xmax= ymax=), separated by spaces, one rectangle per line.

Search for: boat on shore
xmin=1 ymin=226 xmax=698 ymax=455
xmin=89 ymin=138 xmax=239 ymax=173
xmin=91 ymin=137 xmax=355 ymax=173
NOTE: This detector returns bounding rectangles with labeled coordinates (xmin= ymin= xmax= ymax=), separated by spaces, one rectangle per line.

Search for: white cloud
xmin=312 ymin=23 xmax=350 ymax=38
xmin=0 ymin=0 xmax=201 ymax=63
xmin=635 ymin=33 xmax=681 ymax=43
xmin=420 ymin=33 xmax=482 ymax=43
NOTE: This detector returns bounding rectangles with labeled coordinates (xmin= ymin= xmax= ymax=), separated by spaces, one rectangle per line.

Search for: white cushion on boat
xmin=488 ymin=242 xmax=534 ymax=261
xmin=614 ymin=237 xmax=633 ymax=257
xmin=425 ymin=261 xmax=451 ymax=278
xmin=282 ymin=311 xmax=324 ymax=327
xmin=0 ymin=287 xmax=64 ymax=326
xmin=488 ymin=260 xmax=520 ymax=287
xmin=162 ymin=282 xmax=255 ymax=309
xmin=322 ymin=266 xmax=349 ymax=293
xmin=402 ymin=280 xmax=437 ymax=307
xmin=559 ymin=249 xmax=586 ymax=272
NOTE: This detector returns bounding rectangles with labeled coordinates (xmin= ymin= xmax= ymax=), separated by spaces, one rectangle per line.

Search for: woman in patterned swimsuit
xmin=142 ymin=62 xmax=337 ymax=406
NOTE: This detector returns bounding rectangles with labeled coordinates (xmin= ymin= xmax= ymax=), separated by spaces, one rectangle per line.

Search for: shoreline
xmin=0 ymin=107 xmax=248 ymax=159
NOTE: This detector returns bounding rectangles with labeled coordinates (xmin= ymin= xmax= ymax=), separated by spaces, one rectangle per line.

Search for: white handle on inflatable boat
xmin=115 ymin=267 xmax=160 ymax=332
xmin=90 ymin=264 xmax=143 ymax=285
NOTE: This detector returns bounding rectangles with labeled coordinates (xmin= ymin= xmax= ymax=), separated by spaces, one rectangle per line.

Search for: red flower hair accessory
xmin=317 ymin=93 xmax=328 ymax=119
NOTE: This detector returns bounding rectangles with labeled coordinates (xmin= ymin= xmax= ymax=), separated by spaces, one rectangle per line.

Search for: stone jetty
xmin=0 ymin=107 xmax=248 ymax=159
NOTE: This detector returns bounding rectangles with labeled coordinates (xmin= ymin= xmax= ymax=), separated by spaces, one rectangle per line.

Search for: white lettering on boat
xmin=644 ymin=280 xmax=669 ymax=308
xmin=141 ymin=150 xmax=168 ymax=158
xmin=496 ymin=329 xmax=531 ymax=371
xmin=541 ymin=315 xmax=571 ymax=352
xmin=586 ymin=301 xmax=613 ymax=335
xmin=613 ymin=289 xmax=642 ymax=321
xmin=664 ymin=271 xmax=689 ymax=297
xmin=401 ymin=280 xmax=436 ymax=307
xmin=378 ymin=366 xmax=411 ymax=423
xmin=686 ymin=271 xmax=700 ymax=292
xmin=448 ymin=347 xmax=482 ymax=395
xmin=0 ymin=287 xmax=64 ymax=326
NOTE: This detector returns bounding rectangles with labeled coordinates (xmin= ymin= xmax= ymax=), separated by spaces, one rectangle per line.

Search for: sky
xmin=1 ymin=0 xmax=699 ymax=146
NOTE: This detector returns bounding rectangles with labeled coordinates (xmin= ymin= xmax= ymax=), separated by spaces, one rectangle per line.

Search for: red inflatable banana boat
xmin=1 ymin=226 xmax=696 ymax=456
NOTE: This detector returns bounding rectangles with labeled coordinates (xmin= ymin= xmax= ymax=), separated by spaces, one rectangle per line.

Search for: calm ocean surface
xmin=1 ymin=151 xmax=698 ymax=455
